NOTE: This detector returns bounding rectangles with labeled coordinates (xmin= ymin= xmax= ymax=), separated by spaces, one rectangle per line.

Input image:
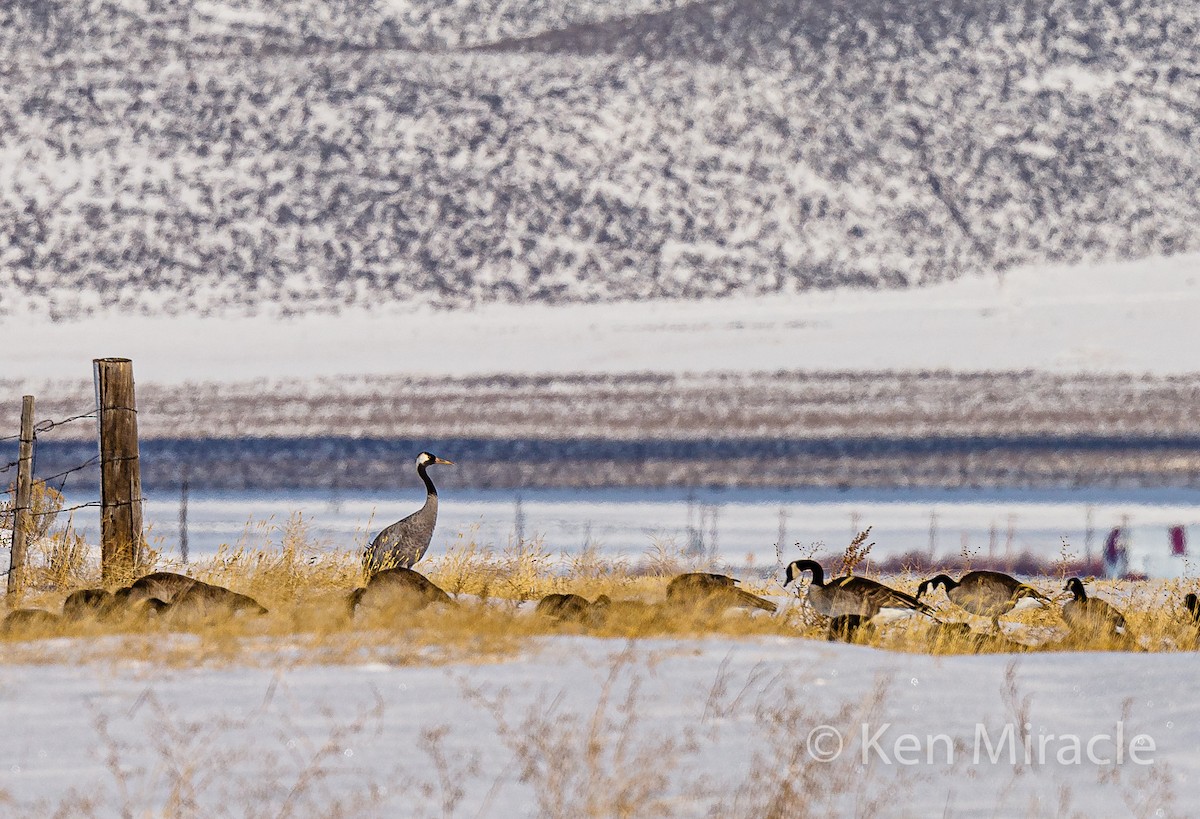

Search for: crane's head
xmin=417 ymin=452 xmax=454 ymax=467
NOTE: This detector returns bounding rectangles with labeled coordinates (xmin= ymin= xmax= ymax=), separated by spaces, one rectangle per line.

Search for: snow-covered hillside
xmin=4 ymin=251 xmax=1197 ymax=387
xmin=1 ymin=0 xmax=1198 ymax=317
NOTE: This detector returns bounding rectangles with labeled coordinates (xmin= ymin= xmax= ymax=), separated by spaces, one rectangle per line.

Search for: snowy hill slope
xmin=1 ymin=0 xmax=1197 ymax=317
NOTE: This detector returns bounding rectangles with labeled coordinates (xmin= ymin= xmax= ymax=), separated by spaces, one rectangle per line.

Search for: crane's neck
xmin=417 ymin=462 xmax=438 ymax=499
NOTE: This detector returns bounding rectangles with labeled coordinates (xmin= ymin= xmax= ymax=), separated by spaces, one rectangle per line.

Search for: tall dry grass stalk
xmin=837 ymin=527 xmax=875 ymax=575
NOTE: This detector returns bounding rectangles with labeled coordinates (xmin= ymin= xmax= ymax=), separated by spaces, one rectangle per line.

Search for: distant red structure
xmin=1103 ymin=527 xmax=1129 ymax=579
xmin=1169 ymin=525 xmax=1187 ymax=557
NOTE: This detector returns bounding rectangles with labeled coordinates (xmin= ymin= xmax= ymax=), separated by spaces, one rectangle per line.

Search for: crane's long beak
xmin=434 ymin=457 xmax=455 ymax=465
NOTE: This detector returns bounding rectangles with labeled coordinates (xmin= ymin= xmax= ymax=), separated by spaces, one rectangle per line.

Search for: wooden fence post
xmin=94 ymin=358 xmax=144 ymax=584
xmin=6 ymin=395 xmax=35 ymax=598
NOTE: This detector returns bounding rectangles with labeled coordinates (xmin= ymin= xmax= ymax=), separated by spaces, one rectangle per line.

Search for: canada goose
xmin=2 ymin=608 xmax=61 ymax=635
xmin=535 ymin=593 xmax=592 ymax=622
xmin=827 ymin=614 xmax=868 ymax=642
xmin=783 ymin=560 xmax=933 ymax=619
xmin=119 ymin=571 xmax=207 ymax=605
xmin=591 ymin=595 xmax=657 ymax=618
xmin=665 ymin=572 xmax=777 ymax=613
xmin=362 ymin=452 xmax=454 ymax=576
xmin=62 ymin=588 xmax=114 ymax=621
xmin=926 ymin=621 xmax=1029 ymax=654
xmin=166 ymin=583 xmax=269 ymax=618
xmin=136 ymin=598 xmax=172 ymax=616
xmin=1185 ymin=593 xmax=1199 ymax=624
xmin=917 ymin=571 xmax=1050 ymax=629
xmin=349 ymin=567 xmax=453 ymax=616
xmin=115 ymin=572 xmax=266 ymax=617
xmin=1062 ymin=578 xmax=1130 ymax=642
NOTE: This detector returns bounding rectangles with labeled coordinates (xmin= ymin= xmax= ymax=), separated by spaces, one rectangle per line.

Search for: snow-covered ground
xmin=4 ymin=253 xmax=1200 ymax=386
xmin=5 ymin=254 xmax=1200 ymax=814
xmin=0 ymin=636 xmax=1193 ymax=816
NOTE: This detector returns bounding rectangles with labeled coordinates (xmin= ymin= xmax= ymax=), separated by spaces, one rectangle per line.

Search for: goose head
xmin=783 ymin=559 xmax=824 ymax=587
xmin=417 ymin=452 xmax=454 ymax=468
xmin=1185 ymin=592 xmax=1199 ymax=622
xmin=916 ymin=574 xmax=955 ymax=600
xmin=1062 ymin=577 xmax=1087 ymax=601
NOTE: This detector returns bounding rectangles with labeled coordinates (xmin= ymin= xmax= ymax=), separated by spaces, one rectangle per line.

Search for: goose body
xmin=535 ymin=593 xmax=592 ymax=622
xmin=784 ymin=560 xmax=933 ymax=619
xmin=591 ymin=595 xmax=657 ymax=620
xmin=917 ymin=571 xmax=1048 ymax=627
xmin=119 ymin=571 xmax=206 ymax=605
xmin=665 ymin=572 xmax=777 ymax=613
xmin=167 ymin=583 xmax=268 ymax=618
xmin=2 ymin=608 xmax=60 ymax=634
xmin=62 ymin=588 xmax=114 ymax=621
xmin=363 ymin=452 xmax=454 ymax=576
xmin=350 ymin=567 xmax=453 ymax=615
xmin=1062 ymin=578 xmax=1130 ymax=641
xmin=115 ymin=572 xmax=267 ymax=619
xmin=827 ymin=614 xmax=868 ymax=642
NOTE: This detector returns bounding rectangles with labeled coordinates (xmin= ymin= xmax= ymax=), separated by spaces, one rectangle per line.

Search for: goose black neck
xmin=1067 ymin=579 xmax=1087 ymax=601
xmin=417 ymin=462 xmax=437 ymax=497
xmin=931 ymin=574 xmax=958 ymax=591
xmin=793 ymin=560 xmax=824 ymax=587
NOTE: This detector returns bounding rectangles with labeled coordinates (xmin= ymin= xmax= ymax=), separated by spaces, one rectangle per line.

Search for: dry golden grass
xmin=2 ymin=517 xmax=1198 ymax=667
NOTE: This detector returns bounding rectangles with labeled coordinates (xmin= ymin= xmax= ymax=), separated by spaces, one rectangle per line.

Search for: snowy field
xmin=0 ymin=636 xmax=1192 ymax=816
xmin=4 ymin=253 xmax=1200 ymax=386
xmin=50 ymin=486 xmax=1200 ymax=579
xmin=5 ymin=256 xmax=1200 ymax=816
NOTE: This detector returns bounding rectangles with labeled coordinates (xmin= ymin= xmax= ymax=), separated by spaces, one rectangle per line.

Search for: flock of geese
xmin=3 ymin=453 xmax=1198 ymax=650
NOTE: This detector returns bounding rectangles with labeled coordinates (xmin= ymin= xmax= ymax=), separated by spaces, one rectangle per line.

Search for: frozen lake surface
xmin=55 ymin=486 xmax=1200 ymax=578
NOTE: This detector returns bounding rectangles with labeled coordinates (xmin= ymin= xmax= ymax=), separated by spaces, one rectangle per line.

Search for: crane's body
xmin=362 ymin=452 xmax=453 ymax=577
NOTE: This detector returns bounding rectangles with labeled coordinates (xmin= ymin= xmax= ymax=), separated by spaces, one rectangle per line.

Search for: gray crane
xmin=362 ymin=452 xmax=454 ymax=577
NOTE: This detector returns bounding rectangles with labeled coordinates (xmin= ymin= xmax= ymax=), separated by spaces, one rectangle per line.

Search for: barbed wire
xmin=0 ymin=407 xmax=97 ymax=445
xmin=2 ymin=454 xmax=141 ymax=492
xmin=35 ymin=410 xmax=98 ymax=434
xmin=2 ymin=406 xmax=150 ymax=529
xmin=4 ymin=497 xmax=148 ymax=521
xmin=40 ymin=455 xmax=103 ymax=492
xmin=33 ymin=500 xmax=102 ymax=517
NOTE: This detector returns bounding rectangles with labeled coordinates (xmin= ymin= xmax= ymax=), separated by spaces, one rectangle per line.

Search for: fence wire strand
xmin=35 ymin=410 xmax=98 ymax=434
xmin=3 ymin=406 xmax=125 ymax=526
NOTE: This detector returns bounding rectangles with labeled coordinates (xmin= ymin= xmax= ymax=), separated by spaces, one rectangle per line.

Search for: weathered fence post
xmin=7 ymin=395 xmax=35 ymax=598
xmin=94 ymin=358 xmax=144 ymax=583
